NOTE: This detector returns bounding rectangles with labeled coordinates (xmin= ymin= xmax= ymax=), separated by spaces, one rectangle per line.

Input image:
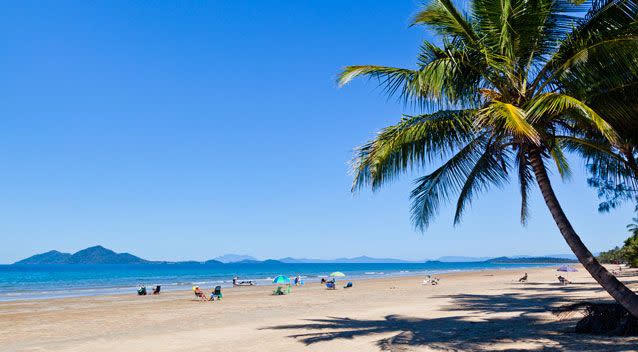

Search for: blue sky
xmin=0 ymin=0 xmax=634 ymax=263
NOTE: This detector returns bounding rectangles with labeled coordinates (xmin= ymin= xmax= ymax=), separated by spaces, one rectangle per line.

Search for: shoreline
xmin=0 ymin=262 xmax=562 ymax=302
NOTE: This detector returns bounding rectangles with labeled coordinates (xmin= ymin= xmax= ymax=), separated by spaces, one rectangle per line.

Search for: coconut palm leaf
xmin=412 ymin=0 xmax=479 ymax=44
xmin=352 ymin=110 xmax=476 ymax=191
xmin=338 ymin=44 xmax=485 ymax=107
xmin=526 ymin=93 xmax=619 ymax=143
xmin=532 ymin=0 xmax=638 ymax=94
xmin=409 ymin=136 xmax=490 ymax=230
xmin=477 ymin=101 xmax=541 ymax=144
xmin=516 ymin=149 xmax=534 ymax=224
xmin=453 ymin=143 xmax=511 ymax=224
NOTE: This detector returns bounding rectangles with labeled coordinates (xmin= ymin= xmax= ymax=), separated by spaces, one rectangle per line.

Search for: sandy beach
xmin=1 ymin=266 xmax=637 ymax=352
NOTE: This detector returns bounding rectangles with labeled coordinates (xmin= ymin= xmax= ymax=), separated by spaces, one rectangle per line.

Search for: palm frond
xmin=409 ymin=136 xmax=489 ymax=230
xmin=412 ymin=0 xmax=479 ymax=44
xmin=531 ymin=0 xmax=638 ymax=93
xmin=338 ymin=65 xmax=417 ymax=90
xmin=550 ymin=142 xmax=573 ymax=180
xmin=453 ymin=143 xmax=510 ymax=224
xmin=516 ymin=150 xmax=534 ymax=225
xmin=477 ymin=101 xmax=541 ymax=144
xmin=338 ymin=41 xmax=488 ymax=108
xmin=558 ymin=135 xmax=637 ymax=187
xmin=526 ymin=93 xmax=619 ymax=143
xmin=352 ymin=110 xmax=476 ymax=191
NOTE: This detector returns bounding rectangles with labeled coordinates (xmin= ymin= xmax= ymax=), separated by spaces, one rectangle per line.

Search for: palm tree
xmin=628 ymin=203 xmax=638 ymax=236
xmin=628 ymin=218 xmax=638 ymax=236
xmin=339 ymin=0 xmax=638 ymax=317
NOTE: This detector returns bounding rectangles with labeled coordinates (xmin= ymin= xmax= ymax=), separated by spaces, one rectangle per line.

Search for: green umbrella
xmin=329 ymin=272 xmax=346 ymax=277
xmin=272 ymin=275 xmax=291 ymax=284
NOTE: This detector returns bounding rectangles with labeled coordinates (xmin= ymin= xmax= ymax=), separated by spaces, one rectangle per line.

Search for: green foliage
xmin=340 ymin=0 xmax=638 ymax=230
xmin=598 ymin=204 xmax=638 ymax=267
xmin=626 ymin=208 xmax=638 ymax=267
xmin=598 ymin=246 xmax=627 ymax=264
xmin=624 ymin=234 xmax=638 ymax=267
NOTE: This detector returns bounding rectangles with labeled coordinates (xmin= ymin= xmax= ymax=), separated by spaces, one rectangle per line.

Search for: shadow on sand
xmin=262 ymin=282 xmax=638 ymax=351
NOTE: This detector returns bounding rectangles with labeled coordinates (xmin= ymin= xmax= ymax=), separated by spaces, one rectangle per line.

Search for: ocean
xmin=0 ymin=262 xmax=554 ymax=301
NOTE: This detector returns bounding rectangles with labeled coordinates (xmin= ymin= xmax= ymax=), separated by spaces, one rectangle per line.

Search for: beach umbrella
xmin=557 ymin=266 xmax=578 ymax=272
xmin=329 ymin=271 xmax=346 ymax=277
xmin=272 ymin=275 xmax=291 ymax=284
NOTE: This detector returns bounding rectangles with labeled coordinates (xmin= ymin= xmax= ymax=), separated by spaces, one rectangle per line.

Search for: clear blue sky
xmin=1 ymin=0 xmax=634 ymax=263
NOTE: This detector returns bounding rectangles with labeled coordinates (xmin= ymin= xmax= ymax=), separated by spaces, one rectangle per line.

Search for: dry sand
xmin=1 ymin=266 xmax=637 ymax=351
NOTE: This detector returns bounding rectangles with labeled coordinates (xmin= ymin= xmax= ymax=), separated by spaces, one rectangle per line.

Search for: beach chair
xmin=193 ymin=287 xmax=207 ymax=301
xmin=518 ymin=273 xmax=528 ymax=283
xmin=273 ymin=286 xmax=285 ymax=295
xmin=152 ymin=285 xmax=161 ymax=295
xmin=137 ymin=286 xmax=147 ymax=295
xmin=210 ymin=286 xmax=222 ymax=301
xmin=343 ymin=282 xmax=353 ymax=288
xmin=326 ymin=282 xmax=336 ymax=290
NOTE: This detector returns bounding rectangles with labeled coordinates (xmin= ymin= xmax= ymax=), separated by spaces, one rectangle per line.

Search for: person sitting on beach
xmin=557 ymin=275 xmax=571 ymax=285
xmin=137 ymin=285 xmax=147 ymax=295
xmin=320 ymin=278 xmax=327 ymax=284
xmin=210 ymin=286 xmax=222 ymax=301
xmin=233 ymin=276 xmax=254 ymax=286
xmin=193 ymin=286 xmax=207 ymax=301
xmin=518 ymin=273 xmax=528 ymax=283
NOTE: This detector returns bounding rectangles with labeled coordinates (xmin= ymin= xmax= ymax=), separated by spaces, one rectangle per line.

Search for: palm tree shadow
xmin=262 ymin=292 xmax=638 ymax=351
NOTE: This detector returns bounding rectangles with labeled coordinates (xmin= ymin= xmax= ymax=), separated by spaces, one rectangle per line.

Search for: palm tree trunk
xmin=529 ymin=152 xmax=638 ymax=318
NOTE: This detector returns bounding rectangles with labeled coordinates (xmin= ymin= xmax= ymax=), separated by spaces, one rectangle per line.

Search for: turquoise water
xmin=0 ymin=262 xmax=553 ymax=301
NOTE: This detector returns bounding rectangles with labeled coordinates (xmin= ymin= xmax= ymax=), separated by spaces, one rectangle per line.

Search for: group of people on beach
xmin=422 ymin=275 xmax=440 ymax=285
xmin=138 ymin=273 xmax=351 ymax=300
xmin=137 ymin=284 xmax=161 ymax=295
xmin=232 ymin=276 xmax=255 ymax=286
xmin=518 ymin=272 xmax=573 ymax=285
xmin=193 ymin=285 xmax=222 ymax=302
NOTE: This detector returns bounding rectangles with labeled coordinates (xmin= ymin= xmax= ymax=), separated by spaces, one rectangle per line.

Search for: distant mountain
xmin=213 ymin=254 xmax=258 ymax=263
xmin=14 ymin=247 xmax=580 ymax=266
xmin=437 ymin=256 xmax=491 ymax=262
xmin=278 ymin=256 xmax=414 ymax=264
xmin=485 ymin=256 xmax=578 ymax=264
xmin=542 ymin=253 xmax=577 ymax=260
xmin=203 ymin=259 xmax=224 ymax=265
xmin=14 ymin=246 xmax=148 ymax=265
xmin=231 ymin=259 xmax=282 ymax=265
xmin=436 ymin=255 xmax=577 ymax=263
xmin=66 ymin=246 xmax=148 ymax=264
xmin=15 ymin=250 xmax=72 ymax=265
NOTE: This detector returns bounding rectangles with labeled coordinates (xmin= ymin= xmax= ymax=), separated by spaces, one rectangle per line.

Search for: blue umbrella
xmin=272 ymin=275 xmax=291 ymax=284
xmin=557 ymin=266 xmax=578 ymax=272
